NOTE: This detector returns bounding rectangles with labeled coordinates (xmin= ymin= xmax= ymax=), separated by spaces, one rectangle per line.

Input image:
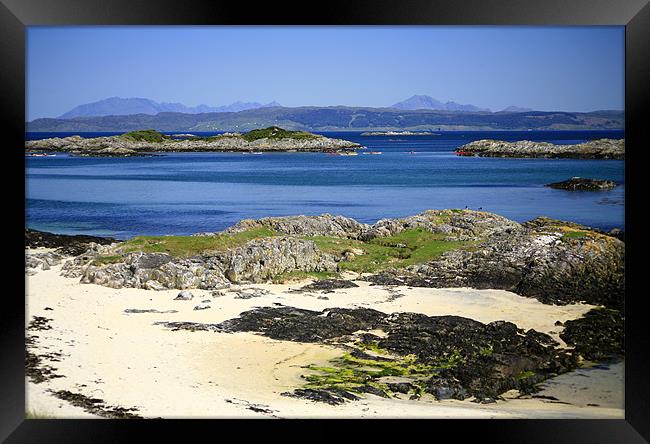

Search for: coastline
xmin=26 ymin=259 xmax=623 ymax=419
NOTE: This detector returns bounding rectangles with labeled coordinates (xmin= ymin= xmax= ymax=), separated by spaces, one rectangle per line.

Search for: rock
xmin=25 ymin=228 xmax=118 ymax=256
xmin=217 ymin=306 xmax=581 ymax=401
xmin=222 ymin=237 xmax=337 ymax=283
xmin=174 ymin=291 xmax=194 ymax=300
xmin=300 ymin=279 xmax=359 ymax=291
xmin=559 ymin=308 xmax=624 ymax=361
xmin=545 ymin=177 xmax=617 ymax=191
xmin=193 ymin=303 xmax=211 ymax=310
xmin=455 ymin=138 xmax=624 ymax=159
xmin=366 ymin=217 xmax=624 ymax=309
xmin=144 ymin=280 xmax=165 ymax=291
xmin=281 ymin=388 xmax=354 ymax=405
xmin=25 ymin=127 xmax=361 ymax=157
xmin=223 ymin=214 xmax=368 ymax=239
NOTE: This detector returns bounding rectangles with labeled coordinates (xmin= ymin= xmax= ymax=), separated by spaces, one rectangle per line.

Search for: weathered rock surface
xmin=74 ymin=237 xmax=337 ymax=290
xmin=222 ymin=214 xmax=368 ymax=239
xmin=25 ymin=228 xmax=118 ymax=256
xmin=52 ymin=210 xmax=623 ymax=310
xmin=367 ymin=217 xmax=624 ymax=309
xmin=455 ymin=138 xmax=624 ymax=159
xmin=545 ymin=177 xmax=617 ymax=191
xmin=216 ymin=306 xmax=580 ymax=402
xmin=560 ymin=308 xmax=624 ymax=361
xmin=25 ymin=131 xmax=360 ymax=157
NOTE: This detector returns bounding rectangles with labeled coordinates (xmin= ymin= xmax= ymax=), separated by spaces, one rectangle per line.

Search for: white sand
xmin=25 ymin=263 xmax=624 ymax=419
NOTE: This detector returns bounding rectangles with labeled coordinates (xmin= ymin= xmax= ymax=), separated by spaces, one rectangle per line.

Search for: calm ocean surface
xmin=26 ymin=130 xmax=625 ymax=239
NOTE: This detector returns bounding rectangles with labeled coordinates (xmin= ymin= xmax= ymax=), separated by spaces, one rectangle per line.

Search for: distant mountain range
xmin=58 ymin=97 xmax=281 ymax=119
xmin=390 ymin=95 xmax=491 ymax=112
xmin=29 ymin=104 xmax=624 ymax=132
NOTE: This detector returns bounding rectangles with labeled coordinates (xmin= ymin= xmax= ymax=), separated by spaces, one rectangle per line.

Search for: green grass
xmin=561 ymin=230 xmax=588 ymax=242
xmin=240 ymin=126 xmax=319 ymax=142
xmin=91 ymin=255 xmax=124 ymax=266
xmin=271 ymin=270 xmax=339 ymax=284
xmin=306 ymin=228 xmax=475 ymax=273
xmin=120 ymin=129 xmax=170 ymax=143
xmin=117 ymin=227 xmax=277 ymax=257
xmin=515 ymin=370 xmax=536 ymax=380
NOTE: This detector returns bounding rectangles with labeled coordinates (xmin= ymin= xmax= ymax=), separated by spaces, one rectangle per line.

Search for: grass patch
xmin=120 ymin=129 xmax=170 ymax=143
xmin=306 ymin=228 xmax=475 ymax=273
xmin=515 ymin=370 xmax=536 ymax=380
xmin=91 ymin=255 xmax=124 ymax=266
xmin=271 ymin=270 xmax=338 ymax=284
xmin=561 ymin=230 xmax=588 ymax=242
xmin=117 ymin=227 xmax=277 ymax=257
xmin=241 ymin=126 xmax=319 ymax=142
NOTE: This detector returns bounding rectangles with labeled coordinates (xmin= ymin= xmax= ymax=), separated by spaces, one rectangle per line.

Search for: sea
xmin=25 ymin=130 xmax=625 ymax=239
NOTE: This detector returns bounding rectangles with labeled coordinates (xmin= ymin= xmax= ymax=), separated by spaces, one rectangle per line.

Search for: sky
xmin=26 ymin=26 xmax=625 ymax=120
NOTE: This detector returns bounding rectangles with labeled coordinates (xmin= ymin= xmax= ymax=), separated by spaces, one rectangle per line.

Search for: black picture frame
xmin=3 ymin=0 xmax=648 ymax=441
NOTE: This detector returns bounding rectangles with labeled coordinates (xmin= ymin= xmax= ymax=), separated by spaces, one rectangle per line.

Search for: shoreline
xmin=26 ymin=261 xmax=623 ymax=419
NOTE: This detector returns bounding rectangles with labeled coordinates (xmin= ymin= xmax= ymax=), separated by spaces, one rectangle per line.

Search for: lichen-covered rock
xmin=223 ymin=214 xmax=368 ymax=239
xmin=359 ymin=209 xmax=523 ymax=241
xmin=216 ymin=306 xmax=579 ymax=402
xmin=367 ymin=217 xmax=624 ymax=309
xmin=456 ymin=138 xmax=624 ymax=159
xmin=222 ymin=237 xmax=338 ymax=283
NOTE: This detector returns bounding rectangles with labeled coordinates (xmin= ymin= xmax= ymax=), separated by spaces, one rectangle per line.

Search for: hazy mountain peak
xmin=58 ymin=97 xmax=281 ymax=118
xmin=391 ymin=95 xmax=489 ymax=112
xmin=500 ymin=106 xmax=534 ymax=113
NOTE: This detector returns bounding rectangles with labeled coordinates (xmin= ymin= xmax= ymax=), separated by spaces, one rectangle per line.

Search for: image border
xmin=2 ymin=0 xmax=648 ymax=441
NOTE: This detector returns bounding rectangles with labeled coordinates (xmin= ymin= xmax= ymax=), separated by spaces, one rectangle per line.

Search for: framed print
xmin=2 ymin=0 xmax=648 ymax=442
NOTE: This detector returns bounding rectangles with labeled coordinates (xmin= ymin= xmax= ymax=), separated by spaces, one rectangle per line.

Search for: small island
xmin=25 ymin=127 xmax=361 ymax=157
xmin=455 ymin=138 xmax=624 ymax=159
xmin=361 ymin=131 xmax=435 ymax=136
xmin=546 ymin=177 xmax=617 ymax=191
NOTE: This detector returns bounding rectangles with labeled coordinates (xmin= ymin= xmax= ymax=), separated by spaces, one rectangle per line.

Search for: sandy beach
xmin=25 ymin=255 xmax=623 ymax=419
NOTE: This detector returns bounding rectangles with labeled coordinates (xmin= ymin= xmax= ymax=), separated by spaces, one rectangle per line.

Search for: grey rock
xmin=175 ymin=291 xmax=194 ymax=301
xmin=194 ymin=303 xmax=211 ymax=310
xmin=456 ymin=138 xmax=624 ymax=159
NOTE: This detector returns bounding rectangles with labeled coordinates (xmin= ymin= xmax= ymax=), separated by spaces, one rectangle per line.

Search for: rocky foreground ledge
xmin=25 ymin=127 xmax=361 ymax=157
xmin=27 ymin=209 xmax=624 ymax=310
xmin=455 ymin=138 xmax=624 ymax=159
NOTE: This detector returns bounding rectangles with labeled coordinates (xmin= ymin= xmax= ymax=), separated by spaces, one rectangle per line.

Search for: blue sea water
xmin=26 ymin=130 xmax=624 ymax=239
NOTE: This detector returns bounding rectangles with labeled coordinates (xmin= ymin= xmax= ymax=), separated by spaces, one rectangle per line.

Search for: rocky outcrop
xmin=545 ymin=177 xmax=617 ymax=191
xmin=367 ymin=217 xmax=624 ymax=309
xmin=214 ymin=306 xmax=579 ymax=402
xmin=359 ymin=209 xmax=522 ymax=241
xmin=25 ymin=129 xmax=361 ymax=157
xmin=25 ymin=228 xmax=117 ymax=256
xmin=455 ymin=138 xmax=624 ymax=159
xmin=222 ymin=214 xmax=368 ymax=239
xmin=560 ymin=308 xmax=624 ymax=361
xmin=51 ymin=211 xmax=623 ymax=309
xmin=73 ymin=237 xmax=338 ymax=290
xmin=218 ymin=209 xmax=520 ymax=242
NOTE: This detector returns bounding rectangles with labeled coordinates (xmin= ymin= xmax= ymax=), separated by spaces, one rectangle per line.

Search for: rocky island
xmin=360 ymin=131 xmax=435 ymax=136
xmin=25 ymin=127 xmax=362 ymax=157
xmin=26 ymin=209 xmax=624 ymax=418
xmin=455 ymin=138 xmax=624 ymax=159
xmin=545 ymin=177 xmax=618 ymax=191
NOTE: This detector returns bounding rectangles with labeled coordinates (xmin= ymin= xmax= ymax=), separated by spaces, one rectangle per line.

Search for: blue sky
xmin=26 ymin=26 xmax=624 ymax=120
